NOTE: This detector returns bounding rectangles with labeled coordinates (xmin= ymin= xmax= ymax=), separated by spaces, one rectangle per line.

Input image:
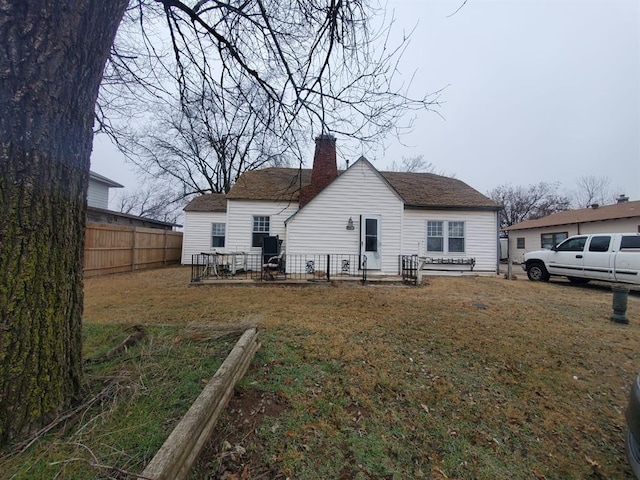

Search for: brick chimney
xmin=299 ymin=134 xmax=338 ymax=207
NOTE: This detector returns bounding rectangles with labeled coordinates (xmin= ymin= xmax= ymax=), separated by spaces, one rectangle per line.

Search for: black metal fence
xmin=400 ymin=255 xmax=419 ymax=284
xmin=191 ymin=253 xmax=368 ymax=284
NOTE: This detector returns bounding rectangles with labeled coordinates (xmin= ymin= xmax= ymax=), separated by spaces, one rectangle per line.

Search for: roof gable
xmin=284 ymin=157 xmax=403 ymax=224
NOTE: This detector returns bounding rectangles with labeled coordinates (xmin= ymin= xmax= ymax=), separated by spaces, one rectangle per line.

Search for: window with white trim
xmin=211 ymin=223 xmax=226 ymax=248
xmin=448 ymin=221 xmax=465 ymax=253
xmin=252 ymin=216 xmax=270 ymax=247
xmin=426 ymin=221 xmax=444 ymax=252
xmin=426 ymin=220 xmax=466 ymax=254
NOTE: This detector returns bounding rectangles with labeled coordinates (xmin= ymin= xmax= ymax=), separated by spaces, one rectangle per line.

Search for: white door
xmin=361 ymin=215 xmax=381 ymax=270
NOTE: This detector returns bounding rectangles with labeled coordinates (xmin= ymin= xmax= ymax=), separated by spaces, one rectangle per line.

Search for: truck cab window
xmin=556 ymin=236 xmax=587 ymax=252
xmin=621 ymin=236 xmax=640 ymax=250
xmin=588 ymin=236 xmax=611 ymax=252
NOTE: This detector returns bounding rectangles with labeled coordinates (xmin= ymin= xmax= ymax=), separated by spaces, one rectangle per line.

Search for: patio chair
xmin=262 ymin=235 xmax=285 ymax=280
xmin=262 ymin=251 xmax=286 ymax=280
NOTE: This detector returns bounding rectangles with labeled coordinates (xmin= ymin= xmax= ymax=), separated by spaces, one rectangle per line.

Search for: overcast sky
xmin=91 ymin=0 xmax=640 ymax=204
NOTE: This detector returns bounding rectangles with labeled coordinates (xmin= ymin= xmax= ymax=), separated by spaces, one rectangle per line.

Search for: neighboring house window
xmin=426 ymin=220 xmax=466 ymax=253
xmin=517 ymin=237 xmax=525 ymax=249
xmin=541 ymin=232 xmax=568 ymax=249
xmin=211 ymin=223 xmax=225 ymax=248
xmin=427 ymin=221 xmax=444 ymax=252
xmin=252 ymin=216 xmax=270 ymax=247
xmin=448 ymin=221 xmax=465 ymax=253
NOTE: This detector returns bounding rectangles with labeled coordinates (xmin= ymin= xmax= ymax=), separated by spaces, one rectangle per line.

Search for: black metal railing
xmin=191 ymin=253 xmax=368 ymax=284
xmin=400 ymin=255 xmax=419 ymax=284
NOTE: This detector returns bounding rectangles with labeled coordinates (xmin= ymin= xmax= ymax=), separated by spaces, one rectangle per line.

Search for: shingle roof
xmin=225 ymin=163 xmax=499 ymax=210
xmin=505 ymin=200 xmax=640 ymax=231
xmin=226 ymin=168 xmax=310 ymax=202
xmin=380 ymin=171 xmax=499 ymax=209
xmin=183 ymin=193 xmax=227 ymax=212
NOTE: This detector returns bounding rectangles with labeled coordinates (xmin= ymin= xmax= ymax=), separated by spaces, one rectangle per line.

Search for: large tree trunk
xmin=0 ymin=0 xmax=128 ymax=444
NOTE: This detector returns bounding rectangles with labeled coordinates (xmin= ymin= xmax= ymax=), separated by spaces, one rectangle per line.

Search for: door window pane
xmin=365 ymin=218 xmax=377 ymax=252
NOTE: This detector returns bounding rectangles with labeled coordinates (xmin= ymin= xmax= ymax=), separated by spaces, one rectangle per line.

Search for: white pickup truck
xmin=522 ymin=233 xmax=640 ymax=284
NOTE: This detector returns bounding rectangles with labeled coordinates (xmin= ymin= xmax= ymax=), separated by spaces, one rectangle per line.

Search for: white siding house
xmin=402 ymin=210 xmax=498 ymax=272
xmin=226 ymin=200 xmax=298 ymax=255
xmin=181 ymin=211 xmax=227 ymax=263
xmin=181 ymin=194 xmax=227 ymax=264
xmin=505 ymin=197 xmax=640 ymax=263
xmin=286 ymin=159 xmax=404 ymax=272
xmin=181 ymin=136 xmax=501 ymax=274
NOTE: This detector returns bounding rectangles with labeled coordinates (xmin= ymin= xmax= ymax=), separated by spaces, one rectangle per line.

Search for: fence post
xmin=131 ymin=227 xmax=137 ymax=272
xmin=163 ymin=230 xmax=168 ymax=265
xmin=361 ymin=255 xmax=367 ymax=285
xmin=326 ymin=254 xmax=331 ymax=282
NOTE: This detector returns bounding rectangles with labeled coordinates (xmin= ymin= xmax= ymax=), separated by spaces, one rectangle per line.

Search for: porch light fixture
xmin=346 ymin=217 xmax=354 ymax=230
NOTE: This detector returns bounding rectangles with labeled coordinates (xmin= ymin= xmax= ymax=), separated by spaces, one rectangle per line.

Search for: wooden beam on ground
xmin=141 ymin=327 xmax=260 ymax=480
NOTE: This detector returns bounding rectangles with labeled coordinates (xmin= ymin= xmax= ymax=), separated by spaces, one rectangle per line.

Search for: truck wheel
xmin=527 ymin=262 xmax=550 ymax=282
xmin=567 ymin=276 xmax=590 ymax=284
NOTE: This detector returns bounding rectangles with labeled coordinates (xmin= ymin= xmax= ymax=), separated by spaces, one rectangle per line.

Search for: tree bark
xmin=0 ymin=0 xmax=128 ymax=444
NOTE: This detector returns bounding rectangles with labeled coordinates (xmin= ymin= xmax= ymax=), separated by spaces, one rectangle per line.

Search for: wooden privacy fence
xmin=84 ymin=222 xmax=183 ymax=277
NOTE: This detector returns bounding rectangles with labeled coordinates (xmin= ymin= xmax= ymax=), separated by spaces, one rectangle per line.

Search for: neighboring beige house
xmin=87 ymin=171 xmax=179 ymax=230
xmin=181 ymin=135 xmax=502 ymax=274
xmin=504 ymin=196 xmax=640 ymax=263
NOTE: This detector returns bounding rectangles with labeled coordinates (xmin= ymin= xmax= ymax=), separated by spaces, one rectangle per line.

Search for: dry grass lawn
xmin=83 ymin=266 xmax=640 ymax=479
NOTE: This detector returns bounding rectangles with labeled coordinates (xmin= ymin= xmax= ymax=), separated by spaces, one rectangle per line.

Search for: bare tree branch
xmin=572 ymin=175 xmax=616 ymax=208
xmin=96 ymin=0 xmax=443 ymax=188
xmin=489 ymin=182 xmax=572 ymax=229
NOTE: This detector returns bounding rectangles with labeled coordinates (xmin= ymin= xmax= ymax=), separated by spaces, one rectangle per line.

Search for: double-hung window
xmin=448 ymin=221 xmax=465 ymax=253
xmin=211 ymin=223 xmax=226 ymax=248
xmin=252 ymin=216 xmax=270 ymax=247
xmin=426 ymin=221 xmax=444 ymax=252
xmin=426 ymin=220 xmax=466 ymax=254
